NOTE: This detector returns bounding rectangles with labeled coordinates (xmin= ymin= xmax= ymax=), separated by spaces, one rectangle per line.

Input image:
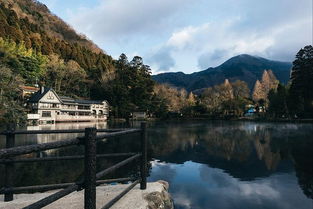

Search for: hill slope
xmin=0 ymin=0 xmax=114 ymax=73
xmin=152 ymin=54 xmax=292 ymax=91
xmin=1 ymin=0 xmax=102 ymax=53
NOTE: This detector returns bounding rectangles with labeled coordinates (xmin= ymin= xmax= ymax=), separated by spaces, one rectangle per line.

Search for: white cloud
xmin=152 ymin=13 xmax=311 ymax=70
xmin=68 ymin=0 xmax=191 ymax=42
xmin=47 ymin=0 xmax=312 ymax=73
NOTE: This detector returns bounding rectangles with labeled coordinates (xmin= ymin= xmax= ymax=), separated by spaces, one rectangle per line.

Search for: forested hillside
xmin=0 ymin=0 xmax=311 ymax=124
xmin=0 ymin=0 xmax=115 ymax=96
xmin=0 ymin=0 xmax=157 ymax=123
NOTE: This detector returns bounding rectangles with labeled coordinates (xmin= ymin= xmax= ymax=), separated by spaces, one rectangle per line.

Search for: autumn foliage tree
xmin=252 ymin=70 xmax=279 ymax=102
xmin=201 ymin=79 xmax=250 ymax=117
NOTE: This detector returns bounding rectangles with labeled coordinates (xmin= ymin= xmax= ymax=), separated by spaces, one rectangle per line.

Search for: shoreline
xmin=137 ymin=117 xmax=313 ymax=124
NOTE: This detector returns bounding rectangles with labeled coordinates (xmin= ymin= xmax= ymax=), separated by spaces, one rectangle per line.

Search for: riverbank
xmin=0 ymin=181 xmax=173 ymax=209
xmin=145 ymin=117 xmax=313 ymax=123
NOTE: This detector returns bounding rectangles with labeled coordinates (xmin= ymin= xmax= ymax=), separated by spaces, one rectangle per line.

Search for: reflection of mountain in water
xmin=148 ymin=121 xmax=313 ymax=198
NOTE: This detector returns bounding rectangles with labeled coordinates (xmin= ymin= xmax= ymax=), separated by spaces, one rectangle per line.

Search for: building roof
xmin=28 ymin=88 xmax=57 ymax=103
xmin=28 ymin=87 xmax=107 ymax=105
xmin=20 ymin=85 xmax=40 ymax=92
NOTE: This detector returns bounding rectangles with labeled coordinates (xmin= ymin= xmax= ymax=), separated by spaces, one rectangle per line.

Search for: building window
xmin=42 ymin=111 xmax=51 ymax=117
xmin=69 ymin=112 xmax=75 ymax=116
xmin=78 ymin=105 xmax=90 ymax=110
xmin=47 ymin=92 xmax=54 ymax=100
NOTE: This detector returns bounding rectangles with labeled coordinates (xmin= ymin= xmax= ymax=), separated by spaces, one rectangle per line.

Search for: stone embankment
xmin=0 ymin=180 xmax=174 ymax=209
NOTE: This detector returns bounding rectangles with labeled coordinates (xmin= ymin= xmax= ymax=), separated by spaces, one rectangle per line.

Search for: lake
xmin=0 ymin=120 xmax=312 ymax=209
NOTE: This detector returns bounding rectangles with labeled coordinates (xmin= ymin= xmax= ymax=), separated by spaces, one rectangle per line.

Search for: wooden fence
xmin=0 ymin=123 xmax=147 ymax=209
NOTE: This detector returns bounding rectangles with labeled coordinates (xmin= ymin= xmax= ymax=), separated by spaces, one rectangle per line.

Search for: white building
xmin=27 ymin=87 xmax=109 ymax=123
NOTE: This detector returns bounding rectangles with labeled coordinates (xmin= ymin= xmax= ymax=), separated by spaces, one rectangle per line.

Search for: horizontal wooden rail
xmin=0 ymin=123 xmax=147 ymax=209
xmin=0 ymin=137 xmax=80 ymax=159
xmin=96 ymin=154 xmax=141 ymax=180
xmin=17 ymin=154 xmax=141 ymax=209
xmin=101 ymin=180 xmax=140 ymax=209
xmin=0 ymin=129 xmax=141 ymax=159
xmin=94 ymin=129 xmax=141 ymax=140
xmin=22 ymin=184 xmax=81 ymax=209
xmin=0 ymin=153 xmax=137 ymax=164
xmin=0 ymin=177 xmax=137 ymax=194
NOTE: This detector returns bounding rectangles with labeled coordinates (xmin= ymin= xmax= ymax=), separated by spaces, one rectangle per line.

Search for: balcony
xmin=27 ymin=114 xmax=40 ymax=120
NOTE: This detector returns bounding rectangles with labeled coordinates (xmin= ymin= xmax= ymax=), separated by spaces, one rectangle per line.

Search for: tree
xmin=232 ymin=80 xmax=250 ymax=99
xmin=153 ymin=84 xmax=188 ymax=113
xmin=252 ymin=70 xmax=279 ymax=109
xmin=268 ymin=84 xmax=289 ymax=118
xmin=201 ymin=80 xmax=250 ymax=117
xmin=289 ymin=45 xmax=313 ymax=118
xmin=97 ymin=54 xmax=155 ymax=119
xmin=0 ymin=66 xmax=26 ymax=125
xmin=45 ymin=54 xmax=66 ymax=92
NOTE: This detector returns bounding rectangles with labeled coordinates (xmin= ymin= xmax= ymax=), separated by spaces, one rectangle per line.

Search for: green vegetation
xmin=0 ymin=66 xmax=26 ymax=124
xmin=268 ymin=45 xmax=313 ymax=119
xmin=0 ymin=0 xmax=312 ymax=124
xmin=93 ymin=54 xmax=155 ymax=119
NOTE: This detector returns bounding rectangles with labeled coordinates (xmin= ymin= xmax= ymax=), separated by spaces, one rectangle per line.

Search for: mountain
xmin=1 ymin=0 xmax=102 ymax=53
xmin=0 ymin=0 xmax=114 ymax=73
xmin=152 ymin=54 xmax=292 ymax=92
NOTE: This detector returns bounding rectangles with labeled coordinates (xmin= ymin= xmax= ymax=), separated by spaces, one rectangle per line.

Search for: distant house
xmin=20 ymin=85 xmax=40 ymax=99
xmin=27 ymin=87 xmax=109 ymax=124
xmin=131 ymin=112 xmax=147 ymax=120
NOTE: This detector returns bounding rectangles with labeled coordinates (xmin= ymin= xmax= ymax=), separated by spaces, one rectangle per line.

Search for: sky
xmin=38 ymin=0 xmax=312 ymax=74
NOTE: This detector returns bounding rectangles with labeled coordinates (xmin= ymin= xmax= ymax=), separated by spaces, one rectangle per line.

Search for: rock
xmin=157 ymin=180 xmax=169 ymax=190
xmin=145 ymin=181 xmax=174 ymax=209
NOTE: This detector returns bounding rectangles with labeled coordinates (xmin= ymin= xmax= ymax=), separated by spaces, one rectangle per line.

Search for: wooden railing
xmin=0 ymin=123 xmax=147 ymax=209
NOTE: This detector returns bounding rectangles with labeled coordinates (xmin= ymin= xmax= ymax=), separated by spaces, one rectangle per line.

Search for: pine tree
xmin=289 ymin=45 xmax=313 ymax=117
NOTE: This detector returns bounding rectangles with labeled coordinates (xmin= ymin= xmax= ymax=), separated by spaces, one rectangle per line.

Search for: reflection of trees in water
xmin=149 ymin=125 xmax=198 ymax=156
xmin=148 ymin=122 xmax=313 ymax=198
xmin=289 ymin=136 xmax=313 ymax=199
xmin=0 ymin=122 xmax=311 ymax=199
xmin=253 ymin=127 xmax=281 ymax=171
xmin=199 ymin=127 xmax=253 ymax=162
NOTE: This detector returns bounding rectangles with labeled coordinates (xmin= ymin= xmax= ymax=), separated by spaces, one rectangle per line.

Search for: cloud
xmin=163 ymin=11 xmax=311 ymax=69
xmin=67 ymin=0 xmax=191 ymax=42
xmin=48 ymin=0 xmax=312 ymax=73
xmin=198 ymin=49 xmax=229 ymax=69
xmin=147 ymin=46 xmax=175 ymax=72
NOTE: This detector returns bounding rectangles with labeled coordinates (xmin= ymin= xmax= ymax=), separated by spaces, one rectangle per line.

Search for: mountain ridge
xmin=152 ymin=54 xmax=292 ymax=91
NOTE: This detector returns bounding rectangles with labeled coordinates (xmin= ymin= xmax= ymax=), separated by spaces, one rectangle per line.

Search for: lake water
xmin=0 ymin=120 xmax=312 ymax=209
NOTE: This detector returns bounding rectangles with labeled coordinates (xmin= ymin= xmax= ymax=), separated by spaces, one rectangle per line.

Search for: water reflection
xmin=0 ymin=121 xmax=312 ymax=209
xmin=0 ymin=121 xmax=141 ymax=187
xmin=147 ymin=121 xmax=313 ymax=208
xmin=0 ymin=122 xmax=108 ymax=147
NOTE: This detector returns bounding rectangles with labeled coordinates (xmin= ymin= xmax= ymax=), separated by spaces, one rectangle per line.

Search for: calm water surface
xmin=0 ymin=120 xmax=312 ymax=209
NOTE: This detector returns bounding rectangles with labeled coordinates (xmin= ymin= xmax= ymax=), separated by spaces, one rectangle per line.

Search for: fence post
xmin=84 ymin=127 xmax=97 ymax=209
xmin=4 ymin=123 xmax=15 ymax=202
xmin=140 ymin=122 xmax=147 ymax=190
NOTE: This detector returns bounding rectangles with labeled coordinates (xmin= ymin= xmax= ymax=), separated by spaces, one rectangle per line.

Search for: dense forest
xmin=0 ymin=0 xmax=312 ymax=125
